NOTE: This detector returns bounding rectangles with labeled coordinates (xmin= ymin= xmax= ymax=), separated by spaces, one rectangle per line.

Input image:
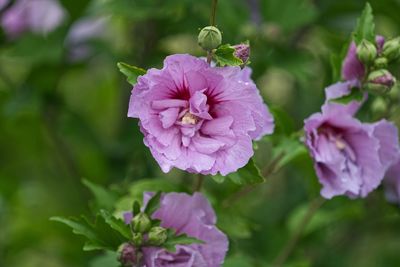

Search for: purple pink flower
xmin=128 ymin=54 xmax=274 ymax=175
xmin=304 ymin=103 xmax=399 ymax=199
xmin=124 ymin=192 xmax=228 ymax=267
xmin=383 ymin=158 xmax=400 ymax=204
xmin=1 ymin=0 xmax=66 ymax=38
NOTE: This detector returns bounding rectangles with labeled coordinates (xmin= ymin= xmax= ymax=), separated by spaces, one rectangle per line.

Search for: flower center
xmin=181 ymin=112 xmax=199 ymax=125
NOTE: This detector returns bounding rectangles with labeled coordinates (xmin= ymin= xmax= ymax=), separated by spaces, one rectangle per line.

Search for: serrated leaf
xmin=99 ymin=209 xmax=131 ymax=239
xmin=214 ymin=44 xmax=243 ymax=67
xmin=82 ymin=179 xmax=118 ymax=211
xmin=51 ymin=213 xmax=128 ymax=251
xmin=353 ymin=2 xmax=375 ymax=45
xmin=117 ymin=62 xmax=146 ymax=86
xmin=227 ymin=158 xmax=265 ymax=185
xmin=144 ymin=191 xmax=162 ymax=216
xmin=329 ymin=87 xmax=364 ymax=104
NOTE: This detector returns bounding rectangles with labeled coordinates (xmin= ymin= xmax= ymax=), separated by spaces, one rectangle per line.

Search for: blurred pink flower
xmin=124 ymin=192 xmax=228 ymax=267
xmin=128 ymin=54 xmax=274 ymax=175
xmin=1 ymin=0 xmax=66 ymax=38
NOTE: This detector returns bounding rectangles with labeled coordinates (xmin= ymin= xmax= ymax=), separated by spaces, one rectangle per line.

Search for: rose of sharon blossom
xmin=304 ymin=105 xmax=399 ymax=199
xmin=123 ymin=192 xmax=229 ymax=267
xmin=383 ymin=159 xmax=400 ymax=204
xmin=342 ymin=36 xmax=385 ymax=81
xmin=1 ymin=0 xmax=66 ymax=38
xmin=128 ymin=54 xmax=274 ymax=175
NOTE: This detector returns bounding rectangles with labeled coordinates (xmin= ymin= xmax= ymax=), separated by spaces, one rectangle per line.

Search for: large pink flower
xmin=128 ymin=54 xmax=274 ymax=175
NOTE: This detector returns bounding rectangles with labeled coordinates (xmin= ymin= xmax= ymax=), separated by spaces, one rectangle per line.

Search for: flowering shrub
xmin=2 ymin=0 xmax=400 ymax=266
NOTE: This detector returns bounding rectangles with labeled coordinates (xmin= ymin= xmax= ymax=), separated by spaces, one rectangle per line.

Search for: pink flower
xmin=124 ymin=192 xmax=229 ymax=267
xmin=1 ymin=0 xmax=66 ymax=38
xmin=383 ymin=158 xmax=400 ymax=204
xmin=304 ymin=104 xmax=399 ymax=199
xmin=128 ymin=54 xmax=274 ymax=175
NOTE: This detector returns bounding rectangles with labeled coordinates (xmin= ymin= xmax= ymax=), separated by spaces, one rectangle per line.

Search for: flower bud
xmin=356 ymin=39 xmax=377 ymax=64
xmin=132 ymin=213 xmax=151 ymax=233
xmin=382 ymin=37 xmax=400 ymax=61
xmin=198 ymin=26 xmax=222 ymax=51
xmin=147 ymin=226 xmax=168 ymax=246
xmin=118 ymin=243 xmax=137 ymax=267
xmin=132 ymin=232 xmax=143 ymax=247
xmin=374 ymin=57 xmax=388 ymax=68
xmin=232 ymin=43 xmax=250 ymax=64
xmin=365 ymin=69 xmax=396 ymax=95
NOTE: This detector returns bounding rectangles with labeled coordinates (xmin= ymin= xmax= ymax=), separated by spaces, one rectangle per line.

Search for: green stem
xmin=193 ymin=174 xmax=205 ymax=192
xmin=210 ymin=0 xmax=218 ymax=26
xmin=272 ymin=197 xmax=326 ymax=267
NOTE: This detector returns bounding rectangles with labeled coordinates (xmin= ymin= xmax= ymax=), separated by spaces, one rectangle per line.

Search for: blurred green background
xmin=1 ymin=0 xmax=400 ymax=266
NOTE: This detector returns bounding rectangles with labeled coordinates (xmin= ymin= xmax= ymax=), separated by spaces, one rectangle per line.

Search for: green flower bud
xmin=132 ymin=232 xmax=143 ymax=247
xmin=356 ymin=39 xmax=377 ymax=64
xmin=365 ymin=69 xmax=396 ymax=95
xmin=382 ymin=37 xmax=400 ymax=61
xmin=147 ymin=226 xmax=168 ymax=246
xmin=374 ymin=57 xmax=388 ymax=69
xmin=198 ymin=26 xmax=222 ymax=51
xmin=132 ymin=213 xmax=151 ymax=233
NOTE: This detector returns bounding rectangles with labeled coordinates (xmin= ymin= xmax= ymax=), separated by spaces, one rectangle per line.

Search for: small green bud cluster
xmin=356 ymin=37 xmax=400 ymax=95
xmin=129 ymin=212 xmax=169 ymax=247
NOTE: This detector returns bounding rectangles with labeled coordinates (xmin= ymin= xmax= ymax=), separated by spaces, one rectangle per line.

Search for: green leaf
xmin=132 ymin=200 xmax=141 ymax=215
xmin=227 ymin=158 xmax=265 ymax=185
xmin=82 ymin=179 xmax=118 ymax=211
xmin=51 ymin=214 xmax=128 ymax=251
xmin=214 ymin=44 xmax=243 ymax=67
xmin=117 ymin=62 xmax=146 ymax=86
xmin=163 ymin=230 xmax=204 ymax=252
xmin=89 ymin=251 xmax=120 ymax=267
xmin=99 ymin=209 xmax=131 ymax=239
xmin=144 ymin=191 xmax=162 ymax=216
xmin=353 ymin=2 xmax=375 ymax=45
xmin=273 ymin=136 xmax=308 ymax=170
xmin=329 ymin=87 xmax=364 ymax=104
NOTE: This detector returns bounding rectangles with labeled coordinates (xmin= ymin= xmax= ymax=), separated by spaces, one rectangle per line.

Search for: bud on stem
xmin=198 ymin=26 xmax=222 ymax=51
xmin=382 ymin=37 xmax=400 ymax=62
xmin=365 ymin=69 xmax=396 ymax=95
xmin=148 ymin=226 xmax=168 ymax=246
xmin=356 ymin=39 xmax=377 ymax=64
xmin=132 ymin=213 xmax=151 ymax=233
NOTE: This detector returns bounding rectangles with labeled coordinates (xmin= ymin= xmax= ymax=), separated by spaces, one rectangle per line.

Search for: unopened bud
xmin=148 ymin=226 xmax=168 ymax=246
xmin=365 ymin=69 xmax=396 ymax=95
xmin=132 ymin=232 xmax=143 ymax=247
xmin=356 ymin=39 xmax=377 ymax=64
xmin=374 ymin=57 xmax=388 ymax=68
xmin=382 ymin=37 xmax=400 ymax=61
xmin=132 ymin=213 xmax=151 ymax=233
xmin=118 ymin=243 xmax=137 ymax=267
xmin=232 ymin=43 xmax=250 ymax=64
xmin=198 ymin=26 xmax=222 ymax=51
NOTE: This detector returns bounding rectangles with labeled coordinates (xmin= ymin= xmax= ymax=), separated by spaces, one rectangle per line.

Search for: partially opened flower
xmin=383 ymin=159 xmax=400 ymax=204
xmin=1 ymin=0 xmax=66 ymax=38
xmin=341 ymin=36 xmax=385 ymax=82
xmin=123 ymin=192 xmax=229 ymax=267
xmin=128 ymin=54 xmax=274 ymax=175
xmin=304 ymin=105 xmax=399 ymax=199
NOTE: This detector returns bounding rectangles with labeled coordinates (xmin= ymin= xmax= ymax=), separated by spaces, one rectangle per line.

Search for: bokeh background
xmin=1 ymin=0 xmax=400 ymax=266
